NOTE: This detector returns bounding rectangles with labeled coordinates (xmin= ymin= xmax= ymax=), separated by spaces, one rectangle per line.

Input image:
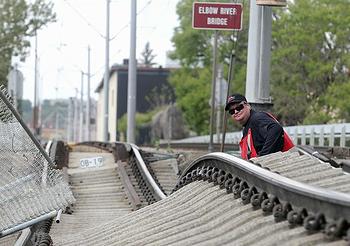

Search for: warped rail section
xmin=51 ymin=141 xmax=177 ymax=245
xmin=4 ymin=141 xmax=350 ymax=245
xmin=53 ymin=146 xmax=350 ymax=244
xmin=0 ymin=141 xmax=179 ymax=246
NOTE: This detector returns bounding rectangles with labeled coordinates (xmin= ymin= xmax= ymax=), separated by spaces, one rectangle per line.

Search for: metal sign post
xmin=221 ymin=50 xmax=235 ymax=152
xmin=256 ymin=0 xmax=287 ymax=6
xmin=209 ymin=30 xmax=218 ymax=153
xmin=192 ymin=2 xmax=243 ymax=152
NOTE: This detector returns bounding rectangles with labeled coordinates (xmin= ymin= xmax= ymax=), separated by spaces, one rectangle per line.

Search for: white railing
xmin=173 ymin=123 xmax=350 ymax=148
xmin=284 ymin=123 xmax=350 ymax=147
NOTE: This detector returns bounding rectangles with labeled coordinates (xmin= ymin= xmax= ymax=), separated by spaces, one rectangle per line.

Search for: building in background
xmin=7 ymin=64 xmax=24 ymax=111
xmin=95 ymin=59 xmax=174 ymax=142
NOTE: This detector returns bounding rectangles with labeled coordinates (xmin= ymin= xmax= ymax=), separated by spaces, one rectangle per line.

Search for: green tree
xmin=140 ymin=41 xmax=156 ymax=67
xmin=169 ymin=0 xmax=249 ymax=134
xmin=145 ymin=84 xmax=174 ymax=110
xmin=271 ymin=0 xmax=350 ymax=125
xmin=170 ymin=67 xmax=211 ymax=134
xmin=18 ymin=98 xmax=32 ymax=123
xmin=117 ymin=109 xmax=159 ymax=143
xmin=303 ymin=81 xmax=350 ymax=124
xmin=172 ymin=0 xmax=350 ymax=130
xmin=0 ymin=0 xmax=56 ymax=85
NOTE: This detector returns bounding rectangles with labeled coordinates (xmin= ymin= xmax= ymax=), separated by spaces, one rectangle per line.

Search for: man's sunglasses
xmin=228 ymin=103 xmax=245 ymax=115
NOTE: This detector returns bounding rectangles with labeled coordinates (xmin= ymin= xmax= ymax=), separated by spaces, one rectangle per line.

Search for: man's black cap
xmin=225 ymin=93 xmax=247 ymax=111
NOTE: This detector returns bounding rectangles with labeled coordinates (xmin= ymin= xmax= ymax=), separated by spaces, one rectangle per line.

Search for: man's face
xmin=228 ymin=102 xmax=250 ymax=125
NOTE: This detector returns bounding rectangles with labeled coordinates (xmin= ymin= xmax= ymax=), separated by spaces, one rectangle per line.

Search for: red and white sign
xmin=192 ymin=2 xmax=243 ymax=30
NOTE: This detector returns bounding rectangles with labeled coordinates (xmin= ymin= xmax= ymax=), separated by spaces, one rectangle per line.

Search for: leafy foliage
xmin=145 ymin=84 xmax=175 ymax=110
xmin=169 ymin=0 xmax=249 ymax=134
xmin=271 ymin=0 xmax=350 ymax=125
xmin=117 ymin=108 xmax=161 ymax=140
xmin=171 ymin=0 xmax=350 ymax=130
xmin=170 ymin=67 xmax=211 ymax=134
xmin=139 ymin=41 xmax=157 ymax=67
xmin=17 ymin=98 xmax=32 ymax=122
xmin=0 ymin=0 xmax=56 ymax=85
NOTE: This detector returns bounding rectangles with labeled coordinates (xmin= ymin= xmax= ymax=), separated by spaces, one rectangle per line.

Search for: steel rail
xmin=130 ymin=143 xmax=167 ymax=200
xmin=180 ymin=152 xmax=350 ymax=221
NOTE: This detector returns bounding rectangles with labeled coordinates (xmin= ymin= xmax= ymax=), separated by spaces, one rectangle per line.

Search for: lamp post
xmin=33 ymin=32 xmax=40 ymax=137
xmin=127 ymin=0 xmax=137 ymax=143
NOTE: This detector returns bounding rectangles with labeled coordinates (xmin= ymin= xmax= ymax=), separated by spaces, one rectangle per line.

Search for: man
xmin=225 ymin=93 xmax=294 ymax=160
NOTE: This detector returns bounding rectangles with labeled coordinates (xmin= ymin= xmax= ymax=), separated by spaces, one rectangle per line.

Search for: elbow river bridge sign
xmin=192 ymin=2 xmax=243 ymax=31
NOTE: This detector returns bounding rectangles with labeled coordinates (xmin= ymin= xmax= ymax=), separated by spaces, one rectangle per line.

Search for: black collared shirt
xmin=242 ymin=110 xmax=284 ymax=156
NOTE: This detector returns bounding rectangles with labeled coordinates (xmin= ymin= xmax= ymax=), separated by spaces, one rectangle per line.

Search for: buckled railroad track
xmin=48 ymin=142 xmax=179 ymax=243
xmin=52 ymin=145 xmax=350 ymax=245
xmin=6 ymin=141 xmax=350 ymax=245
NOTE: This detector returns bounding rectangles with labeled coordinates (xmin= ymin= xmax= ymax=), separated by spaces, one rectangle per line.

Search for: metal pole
xmin=245 ymin=1 xmax=262 ymax=103
xmin=33 ymin=32 xmax=38 ymax=136
xmin=103 ymin=0 xmax=110 ymax=141
xmin=86 ymin=45 xmax=91 ymax=141
xmin=258 ymin=6 xmax=272 ymax=102
xmin=13 ymin=63 xmax=18 ymax=110
xmin=55 ymin=111 xmax=59 ymax=139
xmin=55 ymin=87 xmax=58 ymax=138
xmin=79 ymin=71 xmax=84 ymax=142
xmin=246 ymin=1 xmax=273 ymax=110
xmin=216 ymin=64 xmax=223 ymax=143
xmin=0 ymin=210 xmax=57 ymax=238
xmin=221 ymin=0 xmax=245 ymax=152
xmin=209 ymin=30 xmax=218 ymax=152
xmin=73 ymin=88 xmax=78 ymax=142
xmin=220 ymin=51 xmax=235 ymax=152
xmin=67 ymin=97 xmax=73 ymax=142
xmin=127 ymin=0 xmax=137 ymax=143
xmin=55 ymin=209 xmax=63 ymax=223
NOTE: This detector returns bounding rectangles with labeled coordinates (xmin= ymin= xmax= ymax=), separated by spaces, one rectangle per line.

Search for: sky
xmin=16 ymin=0 xmax=180 ymax=102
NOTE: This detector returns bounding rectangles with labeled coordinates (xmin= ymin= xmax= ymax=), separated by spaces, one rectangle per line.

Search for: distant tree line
xmin=19 ymin=98 xmax=69 ymax=128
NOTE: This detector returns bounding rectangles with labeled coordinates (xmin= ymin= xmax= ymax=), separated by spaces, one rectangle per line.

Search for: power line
xmin=110 ymin=0 xmax=153 ymax=41
xmin=63 ymin=0 xmax=105 ymax=39
xmin=62 ymin=0 xmax=153 ymax=42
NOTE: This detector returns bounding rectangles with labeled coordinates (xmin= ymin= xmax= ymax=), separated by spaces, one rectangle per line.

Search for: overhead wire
xmin=62 ymin=0 xmax=154 ymax=42
xmin=109 ymin=0 xmax=153 ymax=41
xmin=59 ymin=0 xmax=162 ymax=92
xmin=62 ymin=0 xmax=105 ymax=39
xmin=61 ymin=0 xmax=154 ymax=74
